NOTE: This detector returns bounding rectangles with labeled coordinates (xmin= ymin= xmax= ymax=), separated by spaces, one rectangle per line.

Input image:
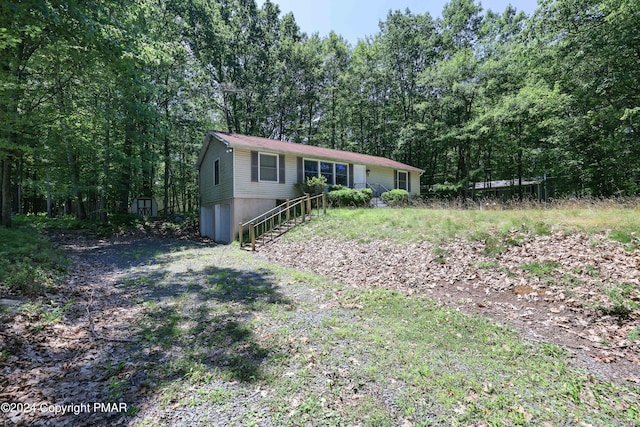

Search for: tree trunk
xmin=2 ymin=157 xmax=12 ymax=227
xmin=0 ymin=160 xmax=3 ymax=224
xmin=517 ymin=148 xmax=523 ymax=201
xmin=66 ymin=146 xmax=87 ymax=220
xmin=163 ymin=99 xmax=170 ymax=216
xmin=46 ymin=169 xmax=52 ymax=217
xmin=99 ymin=120 xmax=111 ymax=223
xmin=119 ymin=124 xmax=134 ymax=214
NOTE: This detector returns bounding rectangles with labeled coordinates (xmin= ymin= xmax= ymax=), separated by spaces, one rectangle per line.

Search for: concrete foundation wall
xmin=232 ymin=198 xmax=279 ymax=242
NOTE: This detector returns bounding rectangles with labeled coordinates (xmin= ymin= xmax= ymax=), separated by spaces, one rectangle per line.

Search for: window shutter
xmin=279 ymin=154 xmax=285 ymax=184
xmin=349 ymin=164 xmax=354 ymax=188
xmin=297 ymin=157 xmax=303 ymax=183
xmin=408 ymin=172 xmax=411 ymax=193
xmin=394 ymin=170 xmax=398 ymax=189
xmin=251 ymin=151 xmax=258 ymax=182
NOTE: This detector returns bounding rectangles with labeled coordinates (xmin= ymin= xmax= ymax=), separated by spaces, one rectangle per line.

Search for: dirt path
xmin=261 ymin=232 xmax=640 ymax=385
xmin=1 ymin=235 xmax=212 ymax=426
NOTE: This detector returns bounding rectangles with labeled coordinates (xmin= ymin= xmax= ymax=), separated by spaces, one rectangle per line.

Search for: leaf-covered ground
xmin=2 ymin=231 xmax=639 ymax=426
xmin=262 ymin=230 xmax=640 ymax=384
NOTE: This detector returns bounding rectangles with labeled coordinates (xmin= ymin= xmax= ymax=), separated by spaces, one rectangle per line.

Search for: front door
xmin=353 ymin=164 xmax=367 ymax=189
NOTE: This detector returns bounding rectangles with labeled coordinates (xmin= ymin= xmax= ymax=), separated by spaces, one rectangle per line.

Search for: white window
xmin=320 ymin=161 xmax=333 ymax=184
xmin=214 ymin=158 xmax=220 ymax=186
xmin=303 ymin=158 xmax=349 ymax=186
xmin=259 ymin=153 xmax=278 ymax=182
xmin=304 ymin=159 xmax=318 ymax=181
xmin=397 ymin=171 xmax=408 ymax=191
xmin=335 ymin=163 xmax=348 ymax=186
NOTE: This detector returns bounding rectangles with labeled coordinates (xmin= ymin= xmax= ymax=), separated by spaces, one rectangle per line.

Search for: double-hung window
xmin=304 ymin=159 xmax=318 ymax=181
xmin=259 ymin=153 xmax=278 ymax=182
xmin=397 ymin=171 xmax=408 ymax=191
xmin=335 ymin=163 xmax=348 ymax=186
xmin=320 ymin=162 xmax=333 ymax=184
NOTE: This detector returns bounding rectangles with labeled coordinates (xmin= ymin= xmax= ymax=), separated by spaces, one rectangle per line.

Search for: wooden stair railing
xmin=239 ymin=193 xmax=326 ymax=251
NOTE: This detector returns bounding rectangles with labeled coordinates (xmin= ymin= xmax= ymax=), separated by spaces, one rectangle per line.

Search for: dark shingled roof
xmin=206 ymin=131 xmax=423 ymax=173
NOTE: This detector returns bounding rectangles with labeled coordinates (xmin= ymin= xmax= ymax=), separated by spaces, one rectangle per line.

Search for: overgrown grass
xmin=12 ymin=213 xmax=137 ymax=236
xmin=0 ymin=226 xmax=67 ymax=296
xmin=124 ymin=247 xmax=639 ymax=426
xmin=284 ymin=205 xmax=640 ymax=245
xmin=12 ymin=211 xmax=200 ymax=238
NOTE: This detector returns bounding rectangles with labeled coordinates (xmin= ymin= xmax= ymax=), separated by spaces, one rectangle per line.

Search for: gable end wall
xmin=200 ymin=137 xmax=234 ymax=205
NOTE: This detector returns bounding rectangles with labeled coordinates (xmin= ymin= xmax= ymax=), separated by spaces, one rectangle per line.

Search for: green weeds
xmin=521 ymin=260 xmax=562 ymax=277
xmin=432 ymin=246 xmax=447 ymax=263
xmin=0 ymin=226 xmax=67 ymax=295
xmin=20 ymin=300 xmax=73 ymax=332
xmin=283 ymin=206 xmax=640 ymax=247
xmin=599 ymin=283 xmax=639 ymax=319
xmin=610 ymin=229 xmax=640 ymax=251
xmin=12 ymin=211 xmax=200 ymax=238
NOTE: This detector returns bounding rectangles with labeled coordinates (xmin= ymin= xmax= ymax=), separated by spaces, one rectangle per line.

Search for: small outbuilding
xmin=471 ymin=178 xmax=552 ymax=201
xmin=130 ymin=197 xmax=159 ymax=217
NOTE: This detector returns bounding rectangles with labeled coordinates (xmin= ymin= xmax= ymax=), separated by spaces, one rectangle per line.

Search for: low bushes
xmin=295 ymin=176 xmax=327 ymax=196
xmin=381 ymin=189 xmax=410 ymax=206
xmin=327 ymin=187 xmax=372 ymax=208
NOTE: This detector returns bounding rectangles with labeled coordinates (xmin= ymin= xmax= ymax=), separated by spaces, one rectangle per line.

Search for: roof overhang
xmin=200 ymin=130 xmax=424 ymax=174
xmin=195 ymin=131 xmax=231 ymax=170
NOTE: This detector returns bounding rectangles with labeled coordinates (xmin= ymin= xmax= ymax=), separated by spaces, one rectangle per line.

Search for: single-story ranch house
xmin=196 ymin=131 xmax=423 ymax=243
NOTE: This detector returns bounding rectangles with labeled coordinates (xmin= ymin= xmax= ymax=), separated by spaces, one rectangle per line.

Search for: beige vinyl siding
xmin=366 ymin=165 xmax=395 ymax=193
xmin=367 ymin=165 xmax=421 ymax=196
xmin=234 ymin=148 xmax=299 ymax=200
xmin=200 ymin=138 xmax=234 ymax=205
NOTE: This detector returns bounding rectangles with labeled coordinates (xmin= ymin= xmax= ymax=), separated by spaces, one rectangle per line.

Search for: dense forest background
xmin=1 ymin=0 xmax=638 ymax=225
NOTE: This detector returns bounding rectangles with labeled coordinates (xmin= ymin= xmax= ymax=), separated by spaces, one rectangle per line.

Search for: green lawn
xmin=106 ymin=245 xmax=639 ymax=426
xmin=4 ymin=207 xmax=640 ymax=426
xmin=284 ymin=205 xmax=640 ymax=246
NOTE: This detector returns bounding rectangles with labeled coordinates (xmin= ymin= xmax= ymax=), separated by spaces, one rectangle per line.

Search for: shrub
xmin=428 ymin=182 xmax=463 ymax=199
xmin=295 ymin=176 xmax=327 ymax=196
xmin=327 ymin=188 xmax=372 ymax=207
xmin=109 ymin=213 xmax=141 ymax=227
xmin=381 ymin=189 xmax=410 ymax=207
xmin=0 ymin=227 xmax=67 ymax=296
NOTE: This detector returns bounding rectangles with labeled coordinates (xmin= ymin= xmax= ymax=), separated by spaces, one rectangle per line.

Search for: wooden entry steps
xmin=239 ymin=193 xmax=326 ymax=251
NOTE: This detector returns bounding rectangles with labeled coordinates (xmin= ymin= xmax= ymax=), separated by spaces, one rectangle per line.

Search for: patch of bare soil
xmin=262 ymin=231 xmax=640 ymax=385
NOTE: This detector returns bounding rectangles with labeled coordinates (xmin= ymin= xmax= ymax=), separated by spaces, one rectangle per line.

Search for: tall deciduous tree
xmin=532 ymin=0 xmax=640 ymax=195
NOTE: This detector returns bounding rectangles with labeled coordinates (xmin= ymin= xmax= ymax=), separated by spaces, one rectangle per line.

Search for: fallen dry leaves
xmin=262 ymin=231 xmax=640 ymax=384
xmin=0 ymin=236 xmax=151 ymax=426
xmin=1 ymin=230 xmax=638 ymax=425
